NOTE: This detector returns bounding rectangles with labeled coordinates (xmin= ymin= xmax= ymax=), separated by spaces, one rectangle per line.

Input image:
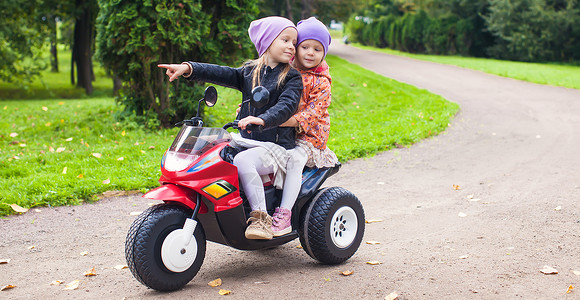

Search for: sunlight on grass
xmin=352 ymin=43 xmax=580 ymax=90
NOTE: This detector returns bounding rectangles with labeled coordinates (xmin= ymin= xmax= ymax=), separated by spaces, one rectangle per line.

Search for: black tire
xmin=125 ymin=204 xmax=205 ymax=291
xmin=299 ymin=187 xmax=365 ymax=264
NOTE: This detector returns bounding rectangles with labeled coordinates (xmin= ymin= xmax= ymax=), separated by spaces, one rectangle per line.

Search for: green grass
xmin=0 ymin=98 xmax=180 ymax=215
xmin=351 ymin=43 xmax=580 ymax=90
xmin=0 ymin=52 xmax=459 ymax=216
xmin=0 ymin=45 xmax=113 ymax=100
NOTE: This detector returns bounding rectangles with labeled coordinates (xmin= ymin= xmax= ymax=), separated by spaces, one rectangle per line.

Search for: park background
xmin=1 ymin=0 xmax=579 ymax=216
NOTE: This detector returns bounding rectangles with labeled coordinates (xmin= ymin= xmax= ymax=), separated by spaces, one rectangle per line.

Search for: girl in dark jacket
xmin=158 ymin=16 xmax=302 ymax=240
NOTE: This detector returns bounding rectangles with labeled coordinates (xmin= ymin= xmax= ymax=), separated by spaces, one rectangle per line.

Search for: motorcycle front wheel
xmin=125 ymin=203 xmax=206 ymax=291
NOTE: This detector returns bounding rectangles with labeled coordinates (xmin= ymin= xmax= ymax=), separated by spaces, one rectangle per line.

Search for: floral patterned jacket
xmin=293 ymin=61 xmax=332 ymax=149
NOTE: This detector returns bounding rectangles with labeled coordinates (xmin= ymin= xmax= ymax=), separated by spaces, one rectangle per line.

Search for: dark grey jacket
xmin=186 ymin=62 xmax=303 ymax=149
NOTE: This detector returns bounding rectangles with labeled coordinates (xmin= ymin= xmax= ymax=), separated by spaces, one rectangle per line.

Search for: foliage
xmin=0 ymin=0 xmax=49 ymax=85
xmin=484 ymin=0 xmax=580 ymax=62
xmin=96 ymin=0 xmax=258 ymax=128
xmin=257 ymin=0 xmax=365 ymax=24
xmin=346 ymin=0 xmax=580 ymax=63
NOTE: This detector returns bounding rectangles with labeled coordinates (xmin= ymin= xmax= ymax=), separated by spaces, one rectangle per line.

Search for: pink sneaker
xmin=272 ymin=207 xmax=292 ymax=236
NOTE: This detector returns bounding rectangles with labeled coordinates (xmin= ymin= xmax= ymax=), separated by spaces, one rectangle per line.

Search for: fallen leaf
xmin=1 ymin=285 xmax=16 ymax=291
xmin=377 ymin=182 xmax=385 ymax=185
xmin=92 ymin=153 xmax=102 ymax=158
xmin=458 ymin=212 xmax=467 ymax=217
xmin=540 ymin=265 xmax=558 ymax=274
xmin=77 ymin=174 xmax=84 ymax=178
xmin=58 ymin=102 xmax=64 ymax=105
xmin=366 ymin=261 xmax=381 ymax=265
xmin=296 ymin=244 xmax=303 ymax=249
xmin=63 ymin=280 xmax=80 ymax=290
xmin=129 ymin=211 xmax=142 ymax=216
xmin=340 ymin=270 xmax=354 ymax=276
xmin=218 ymin=289 xmax=231 ymax=295
xmin=49 ymin=146 xmax=55 ymax=152
xmin=453 ymin=184 xmax=461 ymax=190
xmin=573 ymin=270 xmax=580 ymax=276
xmin=80 ymin=251 xmax=88 ymax=256
xmin=566 ymin=285 xmax=574 ymax=294
xmin=27 ymin=245 xmax=35 ymax=250
xmin=65 ymin=137 xmax=73 ymax=142
xmin=62 ymin=167 xmax=67 ymax=174
xmin=459 ymin=255 xmax=469 ymax=259
xmin=19 ymin=143 xmax=26 ymax=147
xmin=114 ymin=265 xmax=128 ymax=270
xmin=208 ymin=278 xmax=222 ymax=287
xmin=50 ymin=280 xmax=64 ymax=285
xmin=10 ymin=204 xmax=28 ymax=213
xmin=102 ymin=179 xmax=111 ymax=185
xmin=366 ymin=241 xmax=381 ymax=245
xmin=84 ymin=267 xmax=97 ymax=276
xmin=466 ymin=194 xmax=474 ymax=199
xmin=468 ymin=198 xmax=481 ymax=202
xmin=253 ymin=281 xmax=270 ymax=284
xmin=385 ymin=291 xmax=399 ymax=300
xmin=0 ymin=259 xmax=10 ymax=264
xmin=148 ymin=146 xmax=155 ymax=149
xmin=117 ymin=157 xmax=124 ymax=161
xmin=365 ymin=219 xmax=383 ymax=223
xmin=9 ymin=133 xmax=18 ymax=138
xmin=554 ymin=206 xmax=562 ymax=211
xmin=121 ymin=130 xmax=126 ymax=136
xmin=42 ymin=106 xmax=48 ymax=111
xmin=56 ymin=147 xmax=66 ymax=153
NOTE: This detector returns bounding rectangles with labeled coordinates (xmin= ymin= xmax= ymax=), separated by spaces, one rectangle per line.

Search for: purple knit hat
xmin=297 ymin=17 xmax=331 ymax=58
xmin=248 ymin=16 xmax=296 ymax=57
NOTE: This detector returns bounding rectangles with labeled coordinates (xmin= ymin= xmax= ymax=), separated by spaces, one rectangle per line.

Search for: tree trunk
xmin=112 ymin=76 xmax=122 ymax=96
xmin=49 ymin=16 xmax=58 ymax=73
xmin=285 ymin=0 xmax=293 ymax=20
xmin=301 ymin=0 xmax=312 ymax=19
xmin=72 ymin=0 xmax=94 ymax=95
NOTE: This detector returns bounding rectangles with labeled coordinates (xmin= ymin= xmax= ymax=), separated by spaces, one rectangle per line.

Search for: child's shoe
xmin=272 ymin=207 xmax=292 ymax=236
xmin=245 ymin=210 xmax=273 ymax=240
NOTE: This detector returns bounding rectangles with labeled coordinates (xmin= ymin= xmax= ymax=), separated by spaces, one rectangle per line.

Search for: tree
xmin=0 ymin=0 xmax=48 ymax=85
xmin=96 ymin=0 xmax=258 ymax=127
xmin=71 ymin=0 xmax=98 ymax=94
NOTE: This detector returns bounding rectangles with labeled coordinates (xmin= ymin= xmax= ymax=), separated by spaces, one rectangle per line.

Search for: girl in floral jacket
xmin=273 ymin=17 xmax=339 ymax=236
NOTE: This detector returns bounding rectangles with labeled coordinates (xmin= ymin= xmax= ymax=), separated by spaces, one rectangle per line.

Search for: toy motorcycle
xmin=125 ymin=86 xmax=365 ymax=291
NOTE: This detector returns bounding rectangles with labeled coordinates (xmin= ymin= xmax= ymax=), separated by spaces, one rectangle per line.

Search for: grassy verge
xmin=0 ymin=98 xmax=179 ymax=215
xmin=0 ymin=45 xmax=113 ymax=100
xmin=351 ymin=43 xmax=580 ymax=90
xmin=0 ymin=54 xmax=459 ymax=216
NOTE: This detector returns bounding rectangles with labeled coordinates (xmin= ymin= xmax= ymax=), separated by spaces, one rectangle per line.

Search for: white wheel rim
xmin=330 ymin=206 xmax=358 ymax=248
xmin=161 ymin=229 xmax=197 ymax=272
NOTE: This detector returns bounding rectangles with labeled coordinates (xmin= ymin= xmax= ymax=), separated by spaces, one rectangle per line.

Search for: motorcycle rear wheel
xmin=126 ymin=203 xmax=205 ymax=291
xmin=299 ymin=187 xmax=365 ymax=264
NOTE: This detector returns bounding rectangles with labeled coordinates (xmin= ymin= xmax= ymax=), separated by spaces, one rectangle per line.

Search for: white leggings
xmin=233 ymin=146 xmax=308 ymax=212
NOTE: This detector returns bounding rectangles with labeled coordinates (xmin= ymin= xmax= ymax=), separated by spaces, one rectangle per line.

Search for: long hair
xmin=246 ymin=53 xmax=293 ymax=89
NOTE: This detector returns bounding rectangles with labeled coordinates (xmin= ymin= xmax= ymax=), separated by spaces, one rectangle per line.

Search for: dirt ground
xmin=1 ymin=42 xmax=579 ymax=299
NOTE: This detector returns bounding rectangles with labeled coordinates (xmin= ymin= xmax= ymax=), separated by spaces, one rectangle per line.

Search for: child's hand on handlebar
xmin=238 ymin=116 xmax=264 ymax=131
xmin=158 ymin=63 xmax=191 ymax=82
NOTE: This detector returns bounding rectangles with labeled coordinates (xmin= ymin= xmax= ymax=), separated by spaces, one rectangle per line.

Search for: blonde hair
xmin=246 ymin=53 xmax=293 ymax=89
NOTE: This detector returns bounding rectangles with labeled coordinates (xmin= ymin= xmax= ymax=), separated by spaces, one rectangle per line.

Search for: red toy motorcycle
xmin=125 ymin=86 xmax=365 ymax=291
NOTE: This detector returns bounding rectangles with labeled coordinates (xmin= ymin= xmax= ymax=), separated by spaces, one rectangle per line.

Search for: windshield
xmin=163 ymin=126 xmax=231 ymax=172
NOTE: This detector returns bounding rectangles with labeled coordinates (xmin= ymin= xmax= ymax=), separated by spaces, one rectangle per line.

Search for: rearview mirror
xmin=251 ymin=86 xmax=269 ymax=109
xmin=204 ymin=86 xmax=217 ymax=107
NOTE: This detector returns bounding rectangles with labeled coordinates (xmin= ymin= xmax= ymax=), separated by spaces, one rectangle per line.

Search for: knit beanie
xmin=297 ymin=17 xmax=331 ymax=58
xmin=248 ymin=16 xmax=296 ymax=57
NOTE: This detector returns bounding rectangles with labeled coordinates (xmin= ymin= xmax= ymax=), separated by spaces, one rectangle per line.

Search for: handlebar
xmin=222 ymin=121 xmax=264 ymax=133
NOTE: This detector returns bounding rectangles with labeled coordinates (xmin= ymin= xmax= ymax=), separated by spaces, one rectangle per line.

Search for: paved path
xmin=1 ymin=43 xmax=579 ymax=299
